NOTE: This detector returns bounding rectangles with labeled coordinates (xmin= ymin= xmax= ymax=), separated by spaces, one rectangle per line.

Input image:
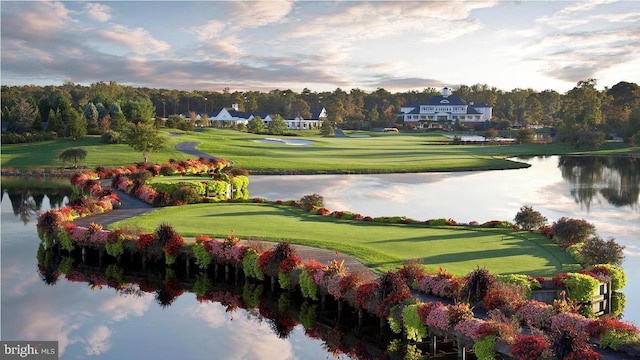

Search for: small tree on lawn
xmin=59 ymin=148 xmax=88 ymax=168
xmin=514 ymin=205 xmax=547 ymax=231
xmin=124 ymin=123 xmax=166 ymax=163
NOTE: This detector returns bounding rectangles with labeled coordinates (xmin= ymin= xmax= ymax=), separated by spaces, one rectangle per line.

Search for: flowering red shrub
xmin=564 ymin=349 xmax=602 ymax=360
xmin=539 ymin=225 xmax=554 ymax=238
xmin=195 ymin=234 xmax=211 ymax=243
xmin=355 ymin=282 xmax=380 ymax=307
xmin=258 ymin=250 xmax=274 ymax=274
xmin=552 ymin=272 xmax=570 ymax=287
xmin=164 ymin=234 xmax=184 ymax=256
xmin=279 ymin=256 xmax=302 ymax=273
xmin=483 ymin=282 xmax=526 ymax=311
xmin=397 ymin=262 xmax=426 ymax=283
xmin=316 ymin=207 xmax=331 ymax=216
xmin=137 ymin=233 xmax=156 ymax=250
xmin=586 ymin=317 xmax=639 ymax=339
xmin=511 ymin=334 xmax=550 ymax=360
xmin=338 ymin=274 xmax=360 ymax=294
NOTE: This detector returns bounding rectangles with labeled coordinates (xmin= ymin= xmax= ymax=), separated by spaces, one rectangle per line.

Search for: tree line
xmin=2 ymin=79 xmax=639 ymax=147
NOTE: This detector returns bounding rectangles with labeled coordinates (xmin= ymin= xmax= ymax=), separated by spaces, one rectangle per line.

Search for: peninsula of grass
xmin=109 ymin=202 xmax=581 ymax=277
xmin=2 ymin=128 xmax=637 ymax=173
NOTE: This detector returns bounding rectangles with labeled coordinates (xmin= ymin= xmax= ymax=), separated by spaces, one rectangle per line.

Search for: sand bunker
xmin=255 ymin=138 xmax=313 ymax=146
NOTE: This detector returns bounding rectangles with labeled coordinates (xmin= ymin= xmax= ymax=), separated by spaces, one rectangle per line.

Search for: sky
xmin=1 ymin=0 xmax=639 ymax=94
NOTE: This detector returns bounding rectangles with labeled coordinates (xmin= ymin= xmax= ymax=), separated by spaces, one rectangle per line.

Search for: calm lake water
xmin=1 ymin=155 xmax=638 ymax=359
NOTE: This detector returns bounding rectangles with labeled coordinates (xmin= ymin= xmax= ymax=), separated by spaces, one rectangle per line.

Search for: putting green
xmin=110 ymin=202 xmax=580 ymax=276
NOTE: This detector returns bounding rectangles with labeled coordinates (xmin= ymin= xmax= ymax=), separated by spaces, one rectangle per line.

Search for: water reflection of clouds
xmin=84 ymin=325 xmax=112 ymax=355
xmin=187 ymin=302 xmax=296 ymax=360
xmin=98 ymin=293 xmax=153 ymax=321
xmin=17 ymin=297 xmax=81 ymax=357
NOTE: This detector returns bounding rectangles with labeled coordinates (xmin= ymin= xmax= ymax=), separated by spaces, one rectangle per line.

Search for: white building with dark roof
xmin=207 ymin=103 xmax=270 ymax=126
xmin=208 ymin=103 xmax=326 ymax=130
xmin=399 ymin=87 xmax=492 ymax=128
xmin=283 ymin=107 xmax=327 ymax=130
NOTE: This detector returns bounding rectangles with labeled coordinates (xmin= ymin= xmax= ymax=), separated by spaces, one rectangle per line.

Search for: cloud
xmin=287 ymin=1 xmax=496 ymax=42
xmin=532 ymin=27 xmax=640 ymax=83
xmin=98 ymin=293 xmax=152 ymax=321
xmin=365 ymin=77 xmax=447 ymax=92
xmin=85 ymin=3 xmax=111 ymax=22
xmin=84 ymin=326 xmax=112 ymax=356
xmin=190 ymin=303 xmax=229 ymax=328
xmin=17 ymin=302 xmax=80 ymax=357
xmin=537 ymin=0 xmax=619 ymax=29
xmin=98 ymin=24 xmax=171 ymax=54
xmin=227 ymin=1 xmax=293 ymax=29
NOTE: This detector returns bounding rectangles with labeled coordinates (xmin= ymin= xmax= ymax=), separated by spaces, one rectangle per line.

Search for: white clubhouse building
xmin=202 ymin=104 xmax=326 ymax=130
xmin=399 ymin=88 xmax=492 ymax=128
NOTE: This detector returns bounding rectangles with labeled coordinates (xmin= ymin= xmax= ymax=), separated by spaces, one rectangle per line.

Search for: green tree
xmin=46 ymin=109 xmax=63 ymax=133
xmin=59 ymin=148 xmax=88 ymax=168
xmin=123 ymin=97 xmax=155 ymax=124
xmin=8 ymin=100 xmax=37 ymax=133
xmin=558 ymin=79 xmax=603 ymax=145
xmin=123 ymin=123 xmax=166 ymax=163
xmin=83 ymin=102 xmax=99 ymax=133
xmin=66 ymin=107 xmax=87 ymax=139
xmin=515 ymin=128 xmax=535 ymax=144
xmin=514 ymin=205 xmax=547 ymax=231
xmin=247 ymin=116 xmax=264 ymax=133
xmin=267 ymin=114 xmax=287 ymax=135
xmin=320 ymin=119 xmax=334 ymax=136
xmin=523 ymin=96 xmax=543 ymax=125
xmin=483 ymin=129 xmax=499 ymax=141
xmin=290 ymin=98 xmax=312 ymax=119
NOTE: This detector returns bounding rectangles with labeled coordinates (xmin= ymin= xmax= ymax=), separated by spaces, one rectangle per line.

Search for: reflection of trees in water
xmin=558 ymin=156 xmax=640 ymax=211
xmin=3 ymin=188 xmax=72 ymax=224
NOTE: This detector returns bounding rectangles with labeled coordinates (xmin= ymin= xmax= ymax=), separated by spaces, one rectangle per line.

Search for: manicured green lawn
xmin=109 ymin=202 xmax=581 ymax=277
xmin=3 ymin=128 xmax=637 ymax=172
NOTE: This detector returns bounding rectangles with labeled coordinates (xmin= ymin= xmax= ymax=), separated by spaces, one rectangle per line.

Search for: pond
xmin=1 ymin=155 xmax=638 ymax=359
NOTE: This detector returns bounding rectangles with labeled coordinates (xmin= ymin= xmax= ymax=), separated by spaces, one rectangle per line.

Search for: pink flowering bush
xmin=416 ymin=271 xmax=462 ymax=299
xmin=69 ymin=226 xmax=89 ymax=243
xmin=89 ymin=229 xmax=110 ymax=245
xmin=454 ymin=318 xmax=486 ymax=340
xmin=426 ymin=302 xmax=450 ymax=331
xmin=515 ymin=300 xmax=554 ymax=329
xmin=550 ymin=312 xmax=591 ymax=335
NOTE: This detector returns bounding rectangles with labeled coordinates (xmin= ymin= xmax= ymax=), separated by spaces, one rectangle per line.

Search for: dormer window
xmin=440 ymin=99 xmax=449 ymax=104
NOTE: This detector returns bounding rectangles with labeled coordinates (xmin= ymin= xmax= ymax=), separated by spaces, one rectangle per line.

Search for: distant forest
xmin=2 ymin=79 xmax=639 ymax=147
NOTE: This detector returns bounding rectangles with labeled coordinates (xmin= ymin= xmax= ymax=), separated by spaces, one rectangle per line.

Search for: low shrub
xmin=511 ymin=334 xmax=550 ymax=360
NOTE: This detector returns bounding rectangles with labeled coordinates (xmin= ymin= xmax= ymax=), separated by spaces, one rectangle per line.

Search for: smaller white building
xmin=209 ymin=103 xmax=271 ymax=126
xmin=399 ymin=87 xmax=493 ymax=128
xmin=282 ymin=107 xmax=327 ymax=130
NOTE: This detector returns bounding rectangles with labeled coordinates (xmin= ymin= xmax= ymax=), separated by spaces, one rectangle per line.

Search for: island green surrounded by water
xmin=4 ymin=129 xmax=637 ymax=276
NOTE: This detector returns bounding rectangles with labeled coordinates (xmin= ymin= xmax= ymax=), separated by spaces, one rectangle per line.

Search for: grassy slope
xmin=2 ymin=128 xmax=637 ymax=172
xmin=110 ymin=202 xmax=580 ymax=277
